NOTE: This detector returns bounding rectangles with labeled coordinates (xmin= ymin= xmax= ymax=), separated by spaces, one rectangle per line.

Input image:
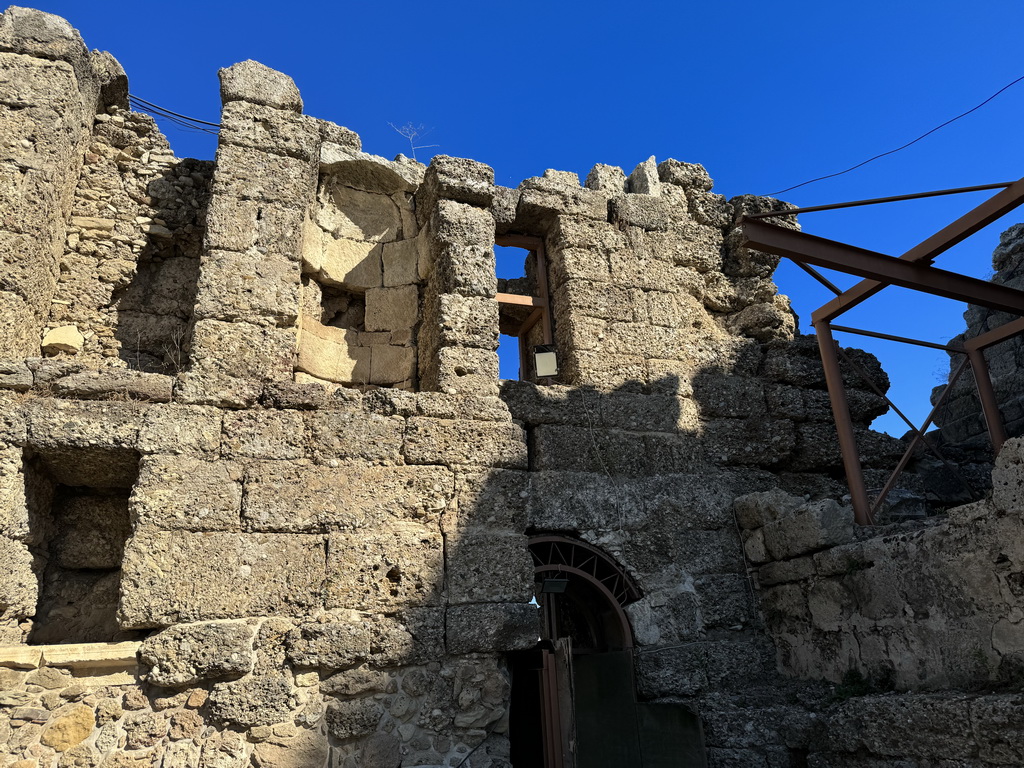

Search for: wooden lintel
xmin=496 ymin=292 xmax=545 ymax=308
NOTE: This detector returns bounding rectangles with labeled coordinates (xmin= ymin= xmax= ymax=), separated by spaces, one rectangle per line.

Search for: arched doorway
xmin=509 ymin=535 xmax=706 ymax=768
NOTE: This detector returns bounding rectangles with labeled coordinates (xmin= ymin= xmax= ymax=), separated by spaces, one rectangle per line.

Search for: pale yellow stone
xmin=40 ymin=705 xmax=94 ymax=751
xmin=41 ymin=641 xmax=141 ymax=669
xmin=370 ymin=346 xmax=416 ymax=386
xmin=320 ymin=234 xmax=381 ymax=289
xmin=0 ymin=646 xmax=42 ymax=669
xmin=364 ymin=285 xmax=418 ymax=331
xmin=296 ymin=317 xmax=370 ymax=384
xmin=300 ymin=213 xmax=322 ymax=274
xmin=41 ymin=325 xmax=84 ymax=354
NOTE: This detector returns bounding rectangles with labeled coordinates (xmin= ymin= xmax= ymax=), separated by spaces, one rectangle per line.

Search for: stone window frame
xmin=494 ymin=234 xmax=554 ymax=381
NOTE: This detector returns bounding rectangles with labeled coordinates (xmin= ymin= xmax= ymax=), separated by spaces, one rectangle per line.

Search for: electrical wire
xmin=127 ymin=94 xmax=220 ymax=136
xmin=768 ymin=73 xmax=1024 ymax=197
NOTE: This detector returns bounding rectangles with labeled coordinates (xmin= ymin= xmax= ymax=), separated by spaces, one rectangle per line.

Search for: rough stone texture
xmin=2 ymin=10 xmax=1023 ymax=768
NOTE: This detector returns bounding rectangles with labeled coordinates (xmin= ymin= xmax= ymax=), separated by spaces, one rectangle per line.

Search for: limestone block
xmin=188 ymin=319 xmax=296 ymax=382
xmin=992 ymin=437 xmax=1024 ymax=513
xmin=369 ymin=345 xmax=416 ymax=386
xmin=219 ymin=60 xmax=303 ymax=112
xmin=415 ymin=392 xmax=511 ymax=422
xmin=208 ymin=675 xmax=296 ymax=728
xmin=404 ymin=417 xmax=526 ymax=468
xmin=702 ymin=418 xmax=796 ymax=467
xmin=432 ymin=199 xmax=495 ymax=247
xmin=430 ymin=292 xmax=498 ymax=350
xmin=761 ymin=500 xmax=855 ymax=561
xmin=0 ymin=536 xmax=35 ymax=619
xmin=517 ymin=176 xmax=606 ymax=227
xmin=431 ymin=347 xmax=500 ymax=396
xmin=317 ymin=181 xmax=402 ymax=243
xmin=628 ymin=156 xmax=660 ymax=195
xmin=657 ymin=159 xmax=714 ymax=191
xmin=450 ymin=469 xmax=529 ymax=532
xmin=382 ymin=238 xmax=420 ymax=286
xmin=285 ymin=621 xmax=369 ymax=670
xmin=326 ymin=524 xmax=444 ymax=610
xmin=50 ymin=370 xmax=173 ymax=403
xmin=553 ymin=279 xmax=635 ymax=323
xmin=419 ymin=155 xmax=495 ymax=208
xmin=366 ymin=609 xmax=444 ymax=666
xmin=212 ymin=143 xmax=315 ymax=205
xmin=319 ymin=235 xmax=382 ymax=290
xmin=220 ymin=100 xmax=319 ymax=161
xmin=562 ymin=349 xmax=646 ymax=391
xmin=205 ymin=195 xmax=305 ymax=261
xmin=317 ymin=118 xmax=361 ymax=151
xmin=445 ymin=603 xmax=540 ymax=654
xmin=726 ymin=297 xmax=796 ymax=343
xmin=434 ymin=243 xmax=497 ymax=299
xmin=26 ymin=398 xmax=140 ymax=451
xmin=0 ymin=7 xmax=89 ymax=65
xmin=446 ymin=531 xmax=534 ymax=604
xmin=530 ymin=423 xmax=647 ymax=475
xmin=734 ymin=488 xmax=804 ymax=530
xmin=243 ymin=461 xmax=453 ymax=532
xmin=131 ymin=455 xmax=242 ymax=531
xmin=196 ymin=248 xmax=301 ymax=326
xmin=325 ymin=698 xmax=384 ymax=740
xmin=365 ymin=285 xmax=419 ymax=331
xmin=585 ymin=164 xmax=627 ymax=194
xmin=610 ymin=194 xmax=669 ymax=231
xmin=140 ymin=620 xmax=255 ymax=687
xmin=305 ymin=409 xmax=404 ymax=463
xmin=296 ymin=319 xmax=369 ymax=384
xmin=40 ymin=325 xmax=83 ymax=355
xmin=120 ymin=530 xmax=326 ymax=626
xmin=222 ymin=409 xmax=305 ymax=460
xmin=138 ymin=405 xmax=221 ymax=455
xmin=692 ymin=375 xmax=767 ymax=419
xmin=0 ymin=292 xmax=37 ymax=359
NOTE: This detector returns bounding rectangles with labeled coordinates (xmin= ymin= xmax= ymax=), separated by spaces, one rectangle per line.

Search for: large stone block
xmin=429 ymin=292 xmax=499 ymax=350
xmin=761 ymin=500 xmax=855 ymax=561
xmin=305 ymin=409 xmax=404 ymax=463
xmin=369 ymin=344 xmax=416 ymax=386
xmin=188 ymin=319 xmax=296 ymax=382
xmin=131 ymin=455 xmax=242 ymax=531
xmin=445 ymin=603 xmax=540 ymax=654
xmin=205 ymin=194 xmax=305 ymax=260
xmin=326 ymin=524 xmax=444 ymax=610
xmin=222 ymin=409 xmax=305 ymax=460
xmin=120 ymin=530 xmax=326 ymax=627
xmin=212 ymin=143 xmax=315 ymax=205
xmin=140 ymin=620 xmax=256 ymax=687
xmin=208 ymin=675 xmax=296 ymax=728
xmin=446 ymin=531 xmax=534 ymax=604
xmin=0 ymin=535 xmax=35 ymax=619
xmin=0 ymin=446 xmax=28 ymax=541
xmin=404 ymin=417 xmax=526 ymax=468
xmin=430 ymin=346 xmax=500 ymax=396
xmin=243 ymin=461 xmax=454 ymax=532
xmin=219 ymin=59 xmax=303 ymax=112
xmin=318 ymin=234 xmax=382 ymax=290
xmin=137 ymin=405 xmax=222 ymax=456
xmin=219 ymin=101 xmax=319 ymax=161
xmin=285 ymin=620 xmax=369 ymax=670
xmin=195 ymin=249 xmax=301 ymax=326
xmin=295 ymin=319 xmax=370 ymax=385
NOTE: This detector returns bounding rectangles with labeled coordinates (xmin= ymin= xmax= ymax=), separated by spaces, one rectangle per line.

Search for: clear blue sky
xmin=32 ymin=1 xmax=1024 ymax=435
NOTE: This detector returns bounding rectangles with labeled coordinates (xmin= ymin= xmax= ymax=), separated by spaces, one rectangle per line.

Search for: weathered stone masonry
xmin=1 ymin=6 xmax=1024 ymax=768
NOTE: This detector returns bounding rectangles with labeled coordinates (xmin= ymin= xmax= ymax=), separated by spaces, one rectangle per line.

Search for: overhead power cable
xmin=768 ymin=73 xmax=1024 ymax=197
xmin=127 ymin=94 xmax=220 ymax=136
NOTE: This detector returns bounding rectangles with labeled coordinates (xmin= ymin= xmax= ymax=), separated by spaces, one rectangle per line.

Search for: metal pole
xmin=815 ymin=321 xmax=872 ymax=525
xmin=967 ymin=347 xmax=1008 ymax=456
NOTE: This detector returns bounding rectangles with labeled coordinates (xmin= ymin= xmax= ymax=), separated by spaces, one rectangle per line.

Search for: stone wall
xmin=1 ymin=6 xmax=1023 ymax=768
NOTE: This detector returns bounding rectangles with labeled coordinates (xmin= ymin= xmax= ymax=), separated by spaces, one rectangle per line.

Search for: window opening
xmin=495 ymin=235 xmax=554 ymax=382
xmin=24 ymin=452 xmax=142 ymax=645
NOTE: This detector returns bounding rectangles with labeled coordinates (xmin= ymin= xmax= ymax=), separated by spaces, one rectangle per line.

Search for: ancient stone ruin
xmin=1 ymin=6 xmax=1023 ymax=767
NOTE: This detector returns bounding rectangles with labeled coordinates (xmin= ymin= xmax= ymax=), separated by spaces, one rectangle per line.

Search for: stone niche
xmin=23 ymin=448 xmax=142 ymax=645
xmin=296 ymin=166 xmax=421 ymax=390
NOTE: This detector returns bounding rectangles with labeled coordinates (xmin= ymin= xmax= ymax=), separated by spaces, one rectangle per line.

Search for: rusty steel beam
xmin=740 ymin=219 xmax=1024 ymax=316
xmin=965 ymin=316 xmax=1024 ymax=352
xmin=968 ymin=348 xmax=1009 ymax=454
xmin=807 ymin=176 xmax=1024 ymax=322
xmin=794 ymin=261 xmax=843 ymax=295
xmin=814 ymin=322 xmax=872 ymax=525
xmin=831 ymin=324 xmax=965 ymax=352
xmin=745 ymin=181 xmax=1015 ymax=219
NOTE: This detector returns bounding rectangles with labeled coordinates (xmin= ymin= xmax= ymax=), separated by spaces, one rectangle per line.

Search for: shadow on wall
xmin=113 ymin=158 xmax=213 ymax=374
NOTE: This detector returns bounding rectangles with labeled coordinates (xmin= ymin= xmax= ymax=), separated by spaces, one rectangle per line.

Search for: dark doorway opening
xmin=509 ymin=535 xmax=707 ymax=768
